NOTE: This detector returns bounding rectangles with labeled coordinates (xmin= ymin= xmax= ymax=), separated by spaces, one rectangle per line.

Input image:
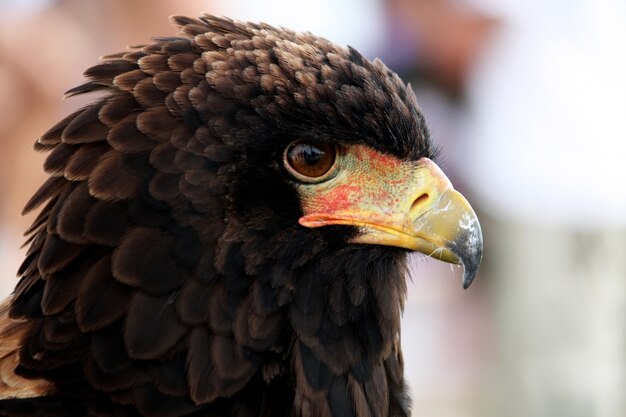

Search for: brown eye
xmin=284 ymin=141 xmax=337 ymax=182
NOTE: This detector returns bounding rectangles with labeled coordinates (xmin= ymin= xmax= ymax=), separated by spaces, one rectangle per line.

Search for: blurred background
xmin=0 ymin=1 xmax=624 ymax=416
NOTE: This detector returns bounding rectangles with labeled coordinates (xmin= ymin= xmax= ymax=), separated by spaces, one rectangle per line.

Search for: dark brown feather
xmin=83 ymin=200 xmax=127 ymax=247
xmin=211 ymin=334 xmax=257 ymax=381
xmin=88 ymin=150 xmax=143 ymax=201
xmin=56 ymin=183 xmax=95 ymax=244
xmin=43 ymin=144 xmax=76 ymax=176
xmin=148 ymin=171 xmax=181 ymax=202
xmin=185 ymin=327 xmax=216 ymax=404
xmin=113 ymin=69 xmax=147 ymax=91
xmin=136 ymin=106 xmax=178 ymax=142
xmin=38 ymin=112 xmax=75 ymax=146
xmin=149 ymin=142 xmax=182 ymax=174
xmin=84 ymin=60 xmax=138 ymax=85
xmin=98 ymin=93 xmax=141 ymax=127
xmin=22 ymin=176 xmax=67 ymax=215
xmin=133 ymin=78 xmax=167 ymax=108
xmin=111 ymin=228 xmax=186 ymax=294
xmin=175 ymin=279 xmax=211 ymax=326
xmin=36 ymin=234 xmax=82 ymax=276
xmin=61 ymin=103 xmax=109 ymax=145
xmin=123 ymin=292 xmax=187 ymax=360
xmin=91 ymin=324 xmax=132 ymax=373
xmin=64 ymin=143 xmax=109 ymax=181
xmin=146 ymin=357 xmax=188 ymax=397
xmin=83 ymin=356 xmax=147 ymax=392
xmin=167 ymin=53 xmax=198 ymax=72
xmin=138 ymin=54 xmax=170 ymax=76
xmin=40 ymin=261 xmax=83 ymax=315
xmin=75 ymin=255 xmax=130 ymax=332
xmin=107 ymin=114 xmax=155 ymax=154
xmin=152 ymin=71 xmax=182 ymax=93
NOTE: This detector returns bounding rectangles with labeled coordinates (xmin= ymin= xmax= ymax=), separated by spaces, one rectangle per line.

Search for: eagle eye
xmin=284 ymin=140 xmax=338 ymax=182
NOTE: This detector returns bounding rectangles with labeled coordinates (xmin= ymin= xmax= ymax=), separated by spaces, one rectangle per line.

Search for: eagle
xmin=0 ymin=14 xmax=482 ymax=417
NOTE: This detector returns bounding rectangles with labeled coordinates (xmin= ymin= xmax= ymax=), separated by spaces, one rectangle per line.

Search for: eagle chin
xmin=0 ymin=14 xmax=482 ymax=417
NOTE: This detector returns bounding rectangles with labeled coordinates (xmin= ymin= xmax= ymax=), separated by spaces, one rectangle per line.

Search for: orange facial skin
xmin=294 ymin=145 xmax=482 ymax=288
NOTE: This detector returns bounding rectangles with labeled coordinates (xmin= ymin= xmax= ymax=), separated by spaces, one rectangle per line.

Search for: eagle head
xmin=1 ymin=15 xmax=482 ymax=417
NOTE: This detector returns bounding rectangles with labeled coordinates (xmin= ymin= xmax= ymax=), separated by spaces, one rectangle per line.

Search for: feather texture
xmin=0 ymin=13 xmax=435 ymax=417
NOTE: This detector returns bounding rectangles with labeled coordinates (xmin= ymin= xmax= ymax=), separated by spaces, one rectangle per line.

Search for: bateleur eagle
xmin=0 ymin=14 xmax=482 ymax=417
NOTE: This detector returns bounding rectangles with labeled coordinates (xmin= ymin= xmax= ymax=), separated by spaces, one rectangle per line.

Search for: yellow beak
xmin=296 ymin=146 xmax=483 ymax=288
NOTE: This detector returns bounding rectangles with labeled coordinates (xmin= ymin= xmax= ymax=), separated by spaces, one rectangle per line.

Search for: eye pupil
xmin=285 ymin=141 xmax=337 ymax=181
xmin=301 ymin=145 xmax=322 ymax=165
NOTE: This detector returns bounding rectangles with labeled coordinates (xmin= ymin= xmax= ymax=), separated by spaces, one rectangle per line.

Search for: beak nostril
xmin=411 ymin=193 xmax=429 ymax=212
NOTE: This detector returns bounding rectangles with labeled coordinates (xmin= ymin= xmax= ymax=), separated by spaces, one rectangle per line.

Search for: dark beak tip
xmin=449 ymin=228 xmax=483 ymax=290
xmin=462 ymin=271 xmax=475 ymax=290
xmin=460 ymin=245 xmax=482 ymax=290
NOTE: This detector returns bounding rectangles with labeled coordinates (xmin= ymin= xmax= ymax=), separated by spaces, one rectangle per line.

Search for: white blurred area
xmin=457 ymin=0 xmax=626 ymax=227
xmin=0 ymin=1 xmax=625 ymax=417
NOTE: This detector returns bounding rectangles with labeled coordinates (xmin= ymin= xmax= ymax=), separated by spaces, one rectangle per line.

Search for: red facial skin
xmin=297 ymin=145 xmax=420 ymax=230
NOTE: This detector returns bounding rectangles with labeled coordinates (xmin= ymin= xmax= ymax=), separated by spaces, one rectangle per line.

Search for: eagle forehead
xmin=192 ymin=19 xmax=428 ymax=160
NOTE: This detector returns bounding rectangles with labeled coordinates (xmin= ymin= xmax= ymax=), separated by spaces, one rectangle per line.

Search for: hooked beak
xmin=297 ymin=146 xmax=483 ymax=288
